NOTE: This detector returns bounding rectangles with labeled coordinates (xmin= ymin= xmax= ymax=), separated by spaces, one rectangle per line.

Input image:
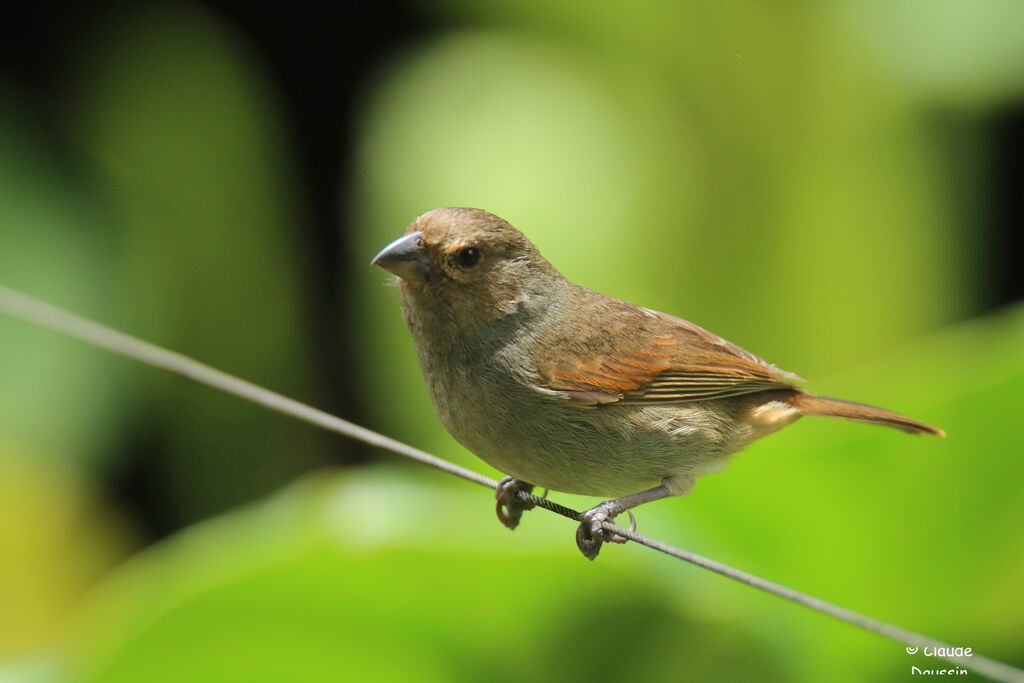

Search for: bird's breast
xmin=400 ymin=296 xmax=750 ymax=497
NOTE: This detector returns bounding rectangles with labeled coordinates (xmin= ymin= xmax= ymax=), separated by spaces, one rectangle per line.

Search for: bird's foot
xmin=575 ymin=504 xmax=636 ymax=560
xmin=495 ymin=477 xmax=536 ymax=530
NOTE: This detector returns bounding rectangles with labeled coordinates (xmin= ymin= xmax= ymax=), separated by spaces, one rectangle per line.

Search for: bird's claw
xmin=575 ymin=503 xmax=631 ymax=560
xmin=495 ymin=476 xmax=535 ymax=530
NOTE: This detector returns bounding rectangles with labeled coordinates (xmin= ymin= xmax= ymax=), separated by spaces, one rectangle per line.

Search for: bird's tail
xmin=790 ymin=394 xmax=945 ymax=437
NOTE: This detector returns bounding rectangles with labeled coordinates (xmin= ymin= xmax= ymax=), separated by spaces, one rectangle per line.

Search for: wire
xmin=1 ymin=284 xmax=1021 ymax=683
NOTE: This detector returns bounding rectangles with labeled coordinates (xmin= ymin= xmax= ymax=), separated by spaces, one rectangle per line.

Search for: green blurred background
xmin=2 ymin=2 xmax=1023 ymax=681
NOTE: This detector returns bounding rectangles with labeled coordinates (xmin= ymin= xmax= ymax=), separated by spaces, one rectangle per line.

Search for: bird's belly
xmin=434 ymin=382 xmax=745 ymax=497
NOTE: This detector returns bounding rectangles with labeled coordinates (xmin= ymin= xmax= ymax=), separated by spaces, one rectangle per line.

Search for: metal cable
xmin=1 ymin=284 xmax=1020 ymax=683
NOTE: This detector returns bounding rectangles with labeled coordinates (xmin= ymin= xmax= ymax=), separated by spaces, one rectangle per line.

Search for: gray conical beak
xmin=371 ymin=231 xmax=430 ymax=281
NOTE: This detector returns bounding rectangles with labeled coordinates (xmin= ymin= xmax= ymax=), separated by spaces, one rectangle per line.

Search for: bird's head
xmin=372 ymin=207 xmax=563 ymax=326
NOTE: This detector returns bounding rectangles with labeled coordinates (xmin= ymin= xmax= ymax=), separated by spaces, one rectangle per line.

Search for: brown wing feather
xmin=532 ymin=298 xmax=800 ymax=406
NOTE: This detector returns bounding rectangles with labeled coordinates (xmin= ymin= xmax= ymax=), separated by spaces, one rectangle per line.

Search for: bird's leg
xmin=576 ymin=484 xmax=673 ymax=560
xmin=495 ymin=476 xmax=536 ymax=530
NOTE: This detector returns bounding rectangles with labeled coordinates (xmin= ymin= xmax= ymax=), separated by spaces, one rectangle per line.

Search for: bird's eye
xmin=455 ymin=247 xmax=482 ymax=269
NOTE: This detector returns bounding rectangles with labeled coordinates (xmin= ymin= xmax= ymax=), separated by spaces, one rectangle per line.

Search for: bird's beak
xmin=371 ymin=231 xmax=430 ymax=281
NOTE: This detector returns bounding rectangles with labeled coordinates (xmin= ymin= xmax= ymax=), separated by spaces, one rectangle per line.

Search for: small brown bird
xmin=372 ymin=207 xmax=944 ymax=559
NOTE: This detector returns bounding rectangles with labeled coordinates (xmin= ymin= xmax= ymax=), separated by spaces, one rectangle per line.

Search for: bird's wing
xmin=531 ymin=301 xmax=802 ymax=406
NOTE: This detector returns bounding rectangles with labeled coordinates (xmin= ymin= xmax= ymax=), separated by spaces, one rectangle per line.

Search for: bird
xmin=371 ymin=207 xmax=944 ymax=559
